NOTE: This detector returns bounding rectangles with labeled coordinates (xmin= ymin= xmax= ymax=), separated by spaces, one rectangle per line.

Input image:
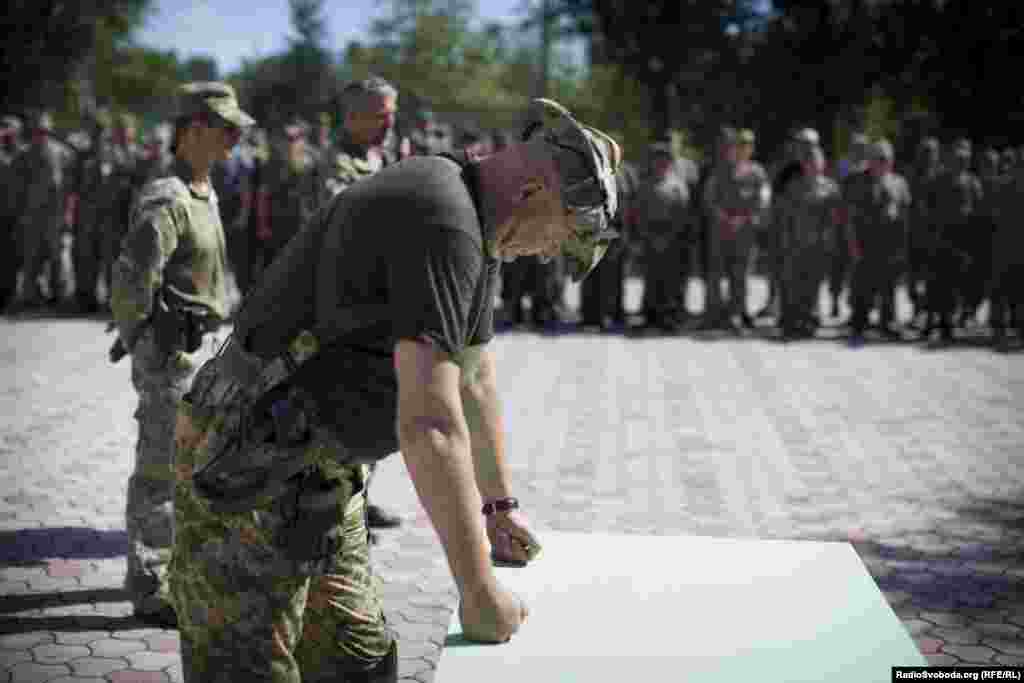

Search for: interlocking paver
xmin=107 ymin=672 xmax=168 ymax=683
xmin=940 ymin=643 xmax=997 ymax=663
xmin=123 ymin=651 xmax=178 ymax=671
xmin=0 ymin=650 xmax=31 ymax=668
xmin=87 ymin=639 xmax=146 ymax=658
xmin=8 ymin=662 xmax=71 ymax=683
xmin=30 ymin=644 xmax=90 ymax=664
xmin=69 ymin=657 xmax=128 ymax=676
xmin=2 ymin=283 xmax=1023 ymax=682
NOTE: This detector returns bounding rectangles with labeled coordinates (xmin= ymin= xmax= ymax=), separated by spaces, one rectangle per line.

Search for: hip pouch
xmin=182 ymin=347 xmax=356 ymax=566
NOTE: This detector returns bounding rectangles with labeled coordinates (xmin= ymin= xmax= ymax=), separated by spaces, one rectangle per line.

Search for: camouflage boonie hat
xmin=521 ymin=98 xmax=622 ymax=282
xmin=176 ymin=81 xmax=255 ymax=129
xmin=737 ymin=128 xmax=756 ymax=144
xmin=952 ymin=138 xmax=972 ymax=158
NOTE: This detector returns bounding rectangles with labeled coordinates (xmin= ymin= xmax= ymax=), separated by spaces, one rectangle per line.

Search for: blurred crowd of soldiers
xmin=2 ymin=98 xmax=1022 ymax=350
xmin=585 ymin=125 xmax=1024 ymax=350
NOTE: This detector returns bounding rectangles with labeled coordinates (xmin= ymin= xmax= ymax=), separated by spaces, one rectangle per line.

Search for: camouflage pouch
xmin=274 ymin=466 xmax=354 ymax=565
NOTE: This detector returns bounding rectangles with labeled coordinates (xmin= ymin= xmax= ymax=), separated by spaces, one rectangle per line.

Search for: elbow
xmin=396 ymin=413 xmax=470 ymax=457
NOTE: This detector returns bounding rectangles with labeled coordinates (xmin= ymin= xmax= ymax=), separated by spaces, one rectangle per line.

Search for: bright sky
xmin=136 ymin=0 xmax=536 ymax=76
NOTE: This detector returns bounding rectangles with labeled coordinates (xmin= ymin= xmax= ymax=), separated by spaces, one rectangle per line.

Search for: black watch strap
xmin=481 ymin=497 xmax=519 ymax=516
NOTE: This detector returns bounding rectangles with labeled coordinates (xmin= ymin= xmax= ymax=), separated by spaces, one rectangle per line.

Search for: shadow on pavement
xmin=0 ymin=527 xmax=128 ymax=566
xmin=0 ymin=612 xmax=160 ymax=634
xmin=855 ymin=538 xmax=1024 ymax=614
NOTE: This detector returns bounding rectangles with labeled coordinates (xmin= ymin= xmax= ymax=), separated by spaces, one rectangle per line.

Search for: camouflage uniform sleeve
xmin=322 ymin=152 xmax=361 ymax=202
xmin=110 ymin=181 xmax=185 ymax=348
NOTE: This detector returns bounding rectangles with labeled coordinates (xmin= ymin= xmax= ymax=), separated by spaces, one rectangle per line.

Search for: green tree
xmin=1 ymin=0 xmax=153 ymax=115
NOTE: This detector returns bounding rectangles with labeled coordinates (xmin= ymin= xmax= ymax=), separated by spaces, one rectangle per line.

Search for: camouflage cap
xmin=176 ymin=81 xmax=255 ymax=129
xmin=919 ymin=136 xmax=940 ymax=152
xmin=521 ymin=98 xmax=623 ymax=282
xmin=737 ymin=128 xmax=756 ymax=145
xmin=318 ymin=112 xmax=332 ymax=127
xmin=117 ymin=112 xmax=137 ymax=129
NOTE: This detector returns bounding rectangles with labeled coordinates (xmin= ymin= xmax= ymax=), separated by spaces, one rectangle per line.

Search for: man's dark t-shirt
xmin=235 ymin=154 xmax=499 ymax=460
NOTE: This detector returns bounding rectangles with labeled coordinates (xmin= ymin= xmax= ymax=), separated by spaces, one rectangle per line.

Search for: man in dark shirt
xmin=171 ymin=98 xmax=621 ymax=682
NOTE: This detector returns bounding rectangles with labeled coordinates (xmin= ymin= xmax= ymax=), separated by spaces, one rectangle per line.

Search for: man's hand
xmin=487 ymin=508 xmax=542 ymax=566
xmin=459 ymin=579 xmax=529 ymax=643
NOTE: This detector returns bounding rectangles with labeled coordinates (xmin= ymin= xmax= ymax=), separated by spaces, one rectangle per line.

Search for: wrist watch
xmin=481 ymin=497 xmax=519 ymax=516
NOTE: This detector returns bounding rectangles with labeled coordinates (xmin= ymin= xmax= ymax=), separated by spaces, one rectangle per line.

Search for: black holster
xmin=152 ymin=293 xmax=209 ymax=354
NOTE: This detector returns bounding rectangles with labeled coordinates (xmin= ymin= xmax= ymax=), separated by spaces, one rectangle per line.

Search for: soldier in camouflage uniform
xmin=702 ymin=128 xmax=771 ymax=330
xmin=924 ymin=139 xmax=982 ymax=344
xmin=111 ymin=82 xmax=249 ymax=624
xmin=317 ymin=76 xmax=404 ymax=533
xmin=846 ymin=139 xmax=912 ymax=344
xmin=18 ymin=111 xmax=74 ymax=307
xmin=104 ymin=112 xmax=150 ymax=299
xmin=777 ymin=145 xmax=841 ymax=339
xmin=905 ymin=137 xmax=943 ymax=327
xmin=635 ymin=142 xmax=696 ymax=331
xmin=829 ymin=132 xmax=869 ymax=321
xmin=249 ymin=122 xmax=321 ymax=285
xmin=71 ymin=109 xmax=116 ymax=313
xmin=320 ymin=76 xmax=397 ymax=203
xmin=0 ymin=116 xmax=24 ymax=309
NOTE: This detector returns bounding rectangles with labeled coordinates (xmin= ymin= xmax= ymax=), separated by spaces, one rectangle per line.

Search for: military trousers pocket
xmin=274 ymin=466 xmax=355 ymax=571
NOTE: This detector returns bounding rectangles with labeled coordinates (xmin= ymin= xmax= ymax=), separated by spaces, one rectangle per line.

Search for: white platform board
xmin=440 ymin=532 xmax=926 ymax=682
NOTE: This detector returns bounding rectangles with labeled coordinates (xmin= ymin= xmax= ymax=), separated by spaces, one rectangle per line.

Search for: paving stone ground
xmin=2 ymin=278 xmax=1023 ymax=682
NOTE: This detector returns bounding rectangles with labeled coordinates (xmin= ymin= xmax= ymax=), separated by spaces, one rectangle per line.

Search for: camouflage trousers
xmin=126 ymin=328 xmax=197 ymax=612
xmin=170 ymin=403 xmax=393 ymax=682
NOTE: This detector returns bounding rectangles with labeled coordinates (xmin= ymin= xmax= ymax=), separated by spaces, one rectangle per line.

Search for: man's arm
xmin=457 ymin=345 xmax=512 ymax=500
xmin=395 ymin=339 xmax=526 ymax=642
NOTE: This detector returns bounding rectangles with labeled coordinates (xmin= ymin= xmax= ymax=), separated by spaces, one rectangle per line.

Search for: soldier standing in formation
xmin=905 ymin=136 xmax=943 ymax=327
xmin=579 ymin=154 xmax=639 ymax=330
xmin=105 ymin=112 xmax=150 ymax=298
xmin=19 ymin=112 xmax=74 ymax=307
xmin=0 ymin=116 xmax=23 ymax=309
xmin=635 ymin=142 xmax=696 ymax=331
xmin=968 ymin=146 xmax=1002 ymax=326
xmin=251 ymin=121 xmax=320 ymax=284
xmin=777 ymin=144 xmax=841 ymax=339
xmin=829 ymin=132 xmax=869 ymax=321
xmin=71 ymin=109 xmax=116 ymax=313
xmin=989 ymin=150 xmax=1024 ymax=349
xmin=110 ymin=82 xmax=250 ymax=624
xmin=924 ymin=139 xmax=983 ymax=344
xmin=702 ymin=128 xmax=771 ymax=331
xmin=846 ymin=139 xmax=912 ymax=344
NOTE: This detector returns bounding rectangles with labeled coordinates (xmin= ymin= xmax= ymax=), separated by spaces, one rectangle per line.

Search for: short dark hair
xmin=340 ymin=76 xmax=397 ymax=121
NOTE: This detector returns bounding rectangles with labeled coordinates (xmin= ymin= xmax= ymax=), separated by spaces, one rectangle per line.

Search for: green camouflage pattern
xmin=321 ymin=134 xmax=384 ymax=202
xmin=126 ymin=326 xmax=196 ymax=612
xmin=111 ymin=165 xmax=229 ymax=349
xmin=170 ymin=377 xmax=393 ymax=681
